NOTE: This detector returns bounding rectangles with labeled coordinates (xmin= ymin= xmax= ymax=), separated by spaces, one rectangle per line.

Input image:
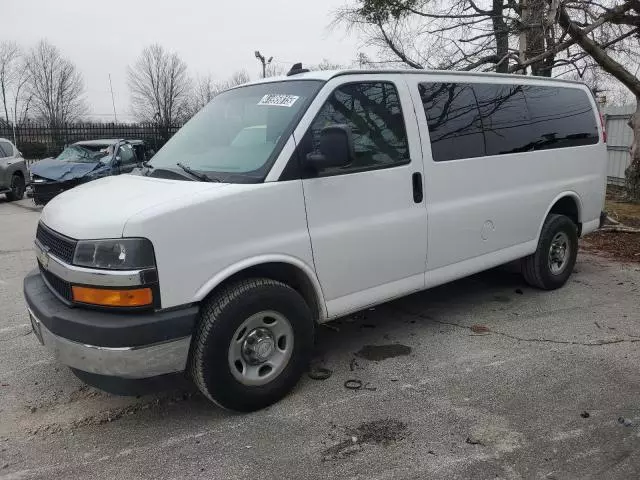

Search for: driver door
xmin=297 ymin=76 xmax=427 ymax=317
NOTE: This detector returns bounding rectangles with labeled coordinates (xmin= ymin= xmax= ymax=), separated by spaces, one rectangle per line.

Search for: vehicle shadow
xmin=312 ymin=265 xmax=528 ymax=362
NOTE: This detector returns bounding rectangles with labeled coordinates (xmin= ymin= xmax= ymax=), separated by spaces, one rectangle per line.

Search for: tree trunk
xmin=626 ymin=99 xmax=640 ymax=202
xmin=492 ymin=0 xmax=509 ymax=73
xmin=522 ymin=0 xmax=548 ymax=76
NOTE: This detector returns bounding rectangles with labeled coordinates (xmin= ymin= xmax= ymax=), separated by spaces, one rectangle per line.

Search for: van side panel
xmin=407 ymin=76 xmax=606 ymax=274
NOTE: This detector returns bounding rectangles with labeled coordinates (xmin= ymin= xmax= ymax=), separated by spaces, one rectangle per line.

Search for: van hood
xmin=40 ymin=174 xmax=226 ymax=239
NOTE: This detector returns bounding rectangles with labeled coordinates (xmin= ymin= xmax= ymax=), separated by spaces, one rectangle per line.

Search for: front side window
xmin=150 ymin=80 xmax=323 ymax=182
xmin=118 ymin=144 xmax=136 ymax=164
xmin=301 ymin=82 xmax=410 ymax=176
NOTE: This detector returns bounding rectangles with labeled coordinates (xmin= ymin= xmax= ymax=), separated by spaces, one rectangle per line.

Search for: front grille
xmin=36 ymin=223 xmax=77 ymax=264
xmin=39 ymin=263 xmax=73 ymax=302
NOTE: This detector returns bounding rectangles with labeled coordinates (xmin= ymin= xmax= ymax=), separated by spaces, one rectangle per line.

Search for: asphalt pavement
xmin=1 ymin=195 xmax=639 ymax=479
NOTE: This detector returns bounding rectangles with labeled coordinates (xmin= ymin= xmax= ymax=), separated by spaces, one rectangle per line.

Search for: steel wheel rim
xmin=548 ymin=231 xmax=570 ymax=275
xmin=228 ymin=310 xmax=294 ymax=386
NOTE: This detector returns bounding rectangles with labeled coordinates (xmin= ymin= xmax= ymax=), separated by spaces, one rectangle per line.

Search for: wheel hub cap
xmin=228 ymin=310 xmax=294 ymax=386
xmin=242 ymin=328 xmax=275 ymax=364
xmin=549 ymin=232 xmax=570 ymax=274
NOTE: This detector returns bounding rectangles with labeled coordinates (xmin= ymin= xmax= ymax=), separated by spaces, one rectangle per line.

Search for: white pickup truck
xmin=24 ymin=67 xmax=607 ymax=411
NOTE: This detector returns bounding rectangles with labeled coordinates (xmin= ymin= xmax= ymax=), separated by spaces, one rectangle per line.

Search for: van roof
xmin=247 ymin=69 xmax=588 ymax=87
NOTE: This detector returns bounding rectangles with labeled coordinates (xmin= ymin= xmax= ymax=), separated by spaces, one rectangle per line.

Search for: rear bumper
xmin=24 ymin=269 xmax=198 ymax=378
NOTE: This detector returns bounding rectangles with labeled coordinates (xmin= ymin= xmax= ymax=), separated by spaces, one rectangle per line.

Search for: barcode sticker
xmin=257 ymin=94 xmax=299 ymax=107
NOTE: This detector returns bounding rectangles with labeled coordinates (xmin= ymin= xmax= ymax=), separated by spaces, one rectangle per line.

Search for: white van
xmin=24 ymin=68 xmax=607 ymax=411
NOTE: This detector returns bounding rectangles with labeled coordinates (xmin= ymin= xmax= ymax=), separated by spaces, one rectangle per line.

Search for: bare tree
xmin=555 ymin=1 xmax=640 ymax=200
xmin=188 ymin=71 xmax=250 ymax=117
xmin=128 ymin=44 xmax=192 ymax=138
xmin=25 ymin=40 xmax=86 ymax=126
xmin=264 ymin=63 xmax=286 ymax=78
xmin=218 ymin=70 xmax=251 ymax=90
xmin=313 ymin=59 xmax=344 ymax=70
xmin=0 ymin=42 xmax=20 ymax=125
xmin=338 ymin=1 xmax=637 ymax=78
xmin=190 ymin=74 xmax=216 ymax=115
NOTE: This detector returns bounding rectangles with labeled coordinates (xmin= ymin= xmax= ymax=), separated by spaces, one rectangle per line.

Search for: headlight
xmin=73 ymin=238 xmax=155 ymax=270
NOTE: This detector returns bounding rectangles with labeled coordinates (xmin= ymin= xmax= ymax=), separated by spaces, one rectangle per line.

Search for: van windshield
xmin=149 ymin=80 xmax=323 ymax=182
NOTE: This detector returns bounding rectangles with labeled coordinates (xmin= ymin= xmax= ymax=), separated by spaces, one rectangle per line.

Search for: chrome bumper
xmin=29 ymin=308 xmax=191 ymax=379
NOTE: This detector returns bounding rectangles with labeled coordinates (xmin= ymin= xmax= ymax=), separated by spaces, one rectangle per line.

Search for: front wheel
xmin=5 ymin=174 xmax=25 ymax=201
xmin=522 ymin=214 xmax=578 ymax=290
xmin=190 ymin=278 xmax=314 ymax=411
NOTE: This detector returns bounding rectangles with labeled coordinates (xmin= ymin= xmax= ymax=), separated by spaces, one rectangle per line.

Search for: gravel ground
xmin=1 ymin=196 xmax=639 ymax=480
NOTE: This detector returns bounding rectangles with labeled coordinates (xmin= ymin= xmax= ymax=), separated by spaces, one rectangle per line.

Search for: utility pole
xmin=254 ymin=51 xmax=273 ymax=78
xmin=108 ymin=74 xmax=118 ymax=123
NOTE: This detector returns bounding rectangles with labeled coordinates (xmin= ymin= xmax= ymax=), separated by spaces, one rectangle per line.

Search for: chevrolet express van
xmin=24 ymin=68 xmax=607 ymax=411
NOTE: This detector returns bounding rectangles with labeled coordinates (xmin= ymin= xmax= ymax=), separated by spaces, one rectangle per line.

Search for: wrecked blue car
xmin=28 ymin=139 xmax=149 ymax=205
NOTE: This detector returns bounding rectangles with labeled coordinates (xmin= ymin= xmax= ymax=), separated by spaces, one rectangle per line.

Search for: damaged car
xmin=28 ymin=139 xmax=149 ymax=205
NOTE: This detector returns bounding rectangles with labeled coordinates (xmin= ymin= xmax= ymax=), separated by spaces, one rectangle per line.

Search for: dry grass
xmin=580 ymin=186 xmax=640 ymax=263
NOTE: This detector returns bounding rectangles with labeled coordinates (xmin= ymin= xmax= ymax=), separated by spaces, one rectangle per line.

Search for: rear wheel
xmin=522 ymin=214 xmax=578 ymax=290
xmin=5 ymin=174 xmax=24 ymax=201
xmin=190 ymin=278 xmax=314 ymax=411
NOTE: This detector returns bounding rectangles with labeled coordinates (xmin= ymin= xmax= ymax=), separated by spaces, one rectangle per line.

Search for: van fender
xmin=193 ymin=254 xmax=328 ymax=321
xmin=535 ymin=191 xmax=583 ymax=242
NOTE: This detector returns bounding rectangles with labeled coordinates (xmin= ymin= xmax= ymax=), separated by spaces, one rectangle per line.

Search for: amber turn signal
xmin=72 ymin=286 xmax=153 ymax=307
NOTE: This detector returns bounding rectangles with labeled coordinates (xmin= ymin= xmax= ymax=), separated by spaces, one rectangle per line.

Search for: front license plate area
xmin=29 ymin=311 xmax=44 ymax=345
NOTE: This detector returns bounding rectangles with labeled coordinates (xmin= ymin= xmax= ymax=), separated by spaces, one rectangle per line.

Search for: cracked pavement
xmin=1 ymin=196 xmax=640 ymax=479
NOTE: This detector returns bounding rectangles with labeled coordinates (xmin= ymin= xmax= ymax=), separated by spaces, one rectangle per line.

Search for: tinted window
xmin=0 ymin=141 xmax=12 ymax=158
xmin=118 ymin=144 xmax=136 ymax=164
xmin=419 ymin=83 xmax=485 ymax=162
xmin=304 ymin=82 xmax=409 ymax=175
xmin=524 ymin=86 xmax=599 ymax=149
xmin=473 ymin=84 xmax=533 ymax=155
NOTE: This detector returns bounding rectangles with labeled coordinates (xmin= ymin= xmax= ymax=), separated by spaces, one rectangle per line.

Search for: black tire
xmin=5 ymin=174 xmax=25 ymax=202
xmin=190 ymin=278 xmax=314 ymax=412
xmin=522 ymin=214 xmax=578 ymax=290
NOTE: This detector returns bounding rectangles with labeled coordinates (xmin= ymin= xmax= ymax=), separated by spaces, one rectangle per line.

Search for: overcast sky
xmin=4 ymin=0 xmax=364 ymax=121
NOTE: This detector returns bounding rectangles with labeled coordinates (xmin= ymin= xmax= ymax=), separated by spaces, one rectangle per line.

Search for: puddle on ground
xmin=355 ymin=344 xmax=411 ymax=361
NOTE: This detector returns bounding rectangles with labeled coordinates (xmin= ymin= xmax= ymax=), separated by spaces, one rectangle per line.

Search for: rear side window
xmin=419 ymin=82 xmax=599 ymax=161
xmin=303 ymin=82 xmax=410 ymax=176
xmin=419 ymin=83 xmax=484 ymax=162
xmin=473 ymin=84 xmax=533 ymax=155
xmin=523 ymin=86 xmax=599 ymax=149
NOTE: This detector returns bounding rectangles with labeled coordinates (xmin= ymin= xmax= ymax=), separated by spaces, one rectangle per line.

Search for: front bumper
xmin=30 ymin=179 xmax=79 ymax=204
xmin=24 ymin=270 xmax=198 ymax=379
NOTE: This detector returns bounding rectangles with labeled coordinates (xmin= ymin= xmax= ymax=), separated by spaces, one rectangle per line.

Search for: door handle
xmin=412 ymin=172 xmax=423 ymax=203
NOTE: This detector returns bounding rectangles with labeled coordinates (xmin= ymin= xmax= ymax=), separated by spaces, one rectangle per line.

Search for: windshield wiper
xmin=176 ymin=163 xmax=220 ymax=182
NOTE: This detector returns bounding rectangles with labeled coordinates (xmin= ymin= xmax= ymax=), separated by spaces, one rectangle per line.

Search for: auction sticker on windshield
xmin=258 ymin=94 xmax=299 ymax=107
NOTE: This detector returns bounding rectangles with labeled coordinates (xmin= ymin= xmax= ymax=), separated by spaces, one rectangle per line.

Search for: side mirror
xmin=304 ymin=124 xmax=355 ymax=171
